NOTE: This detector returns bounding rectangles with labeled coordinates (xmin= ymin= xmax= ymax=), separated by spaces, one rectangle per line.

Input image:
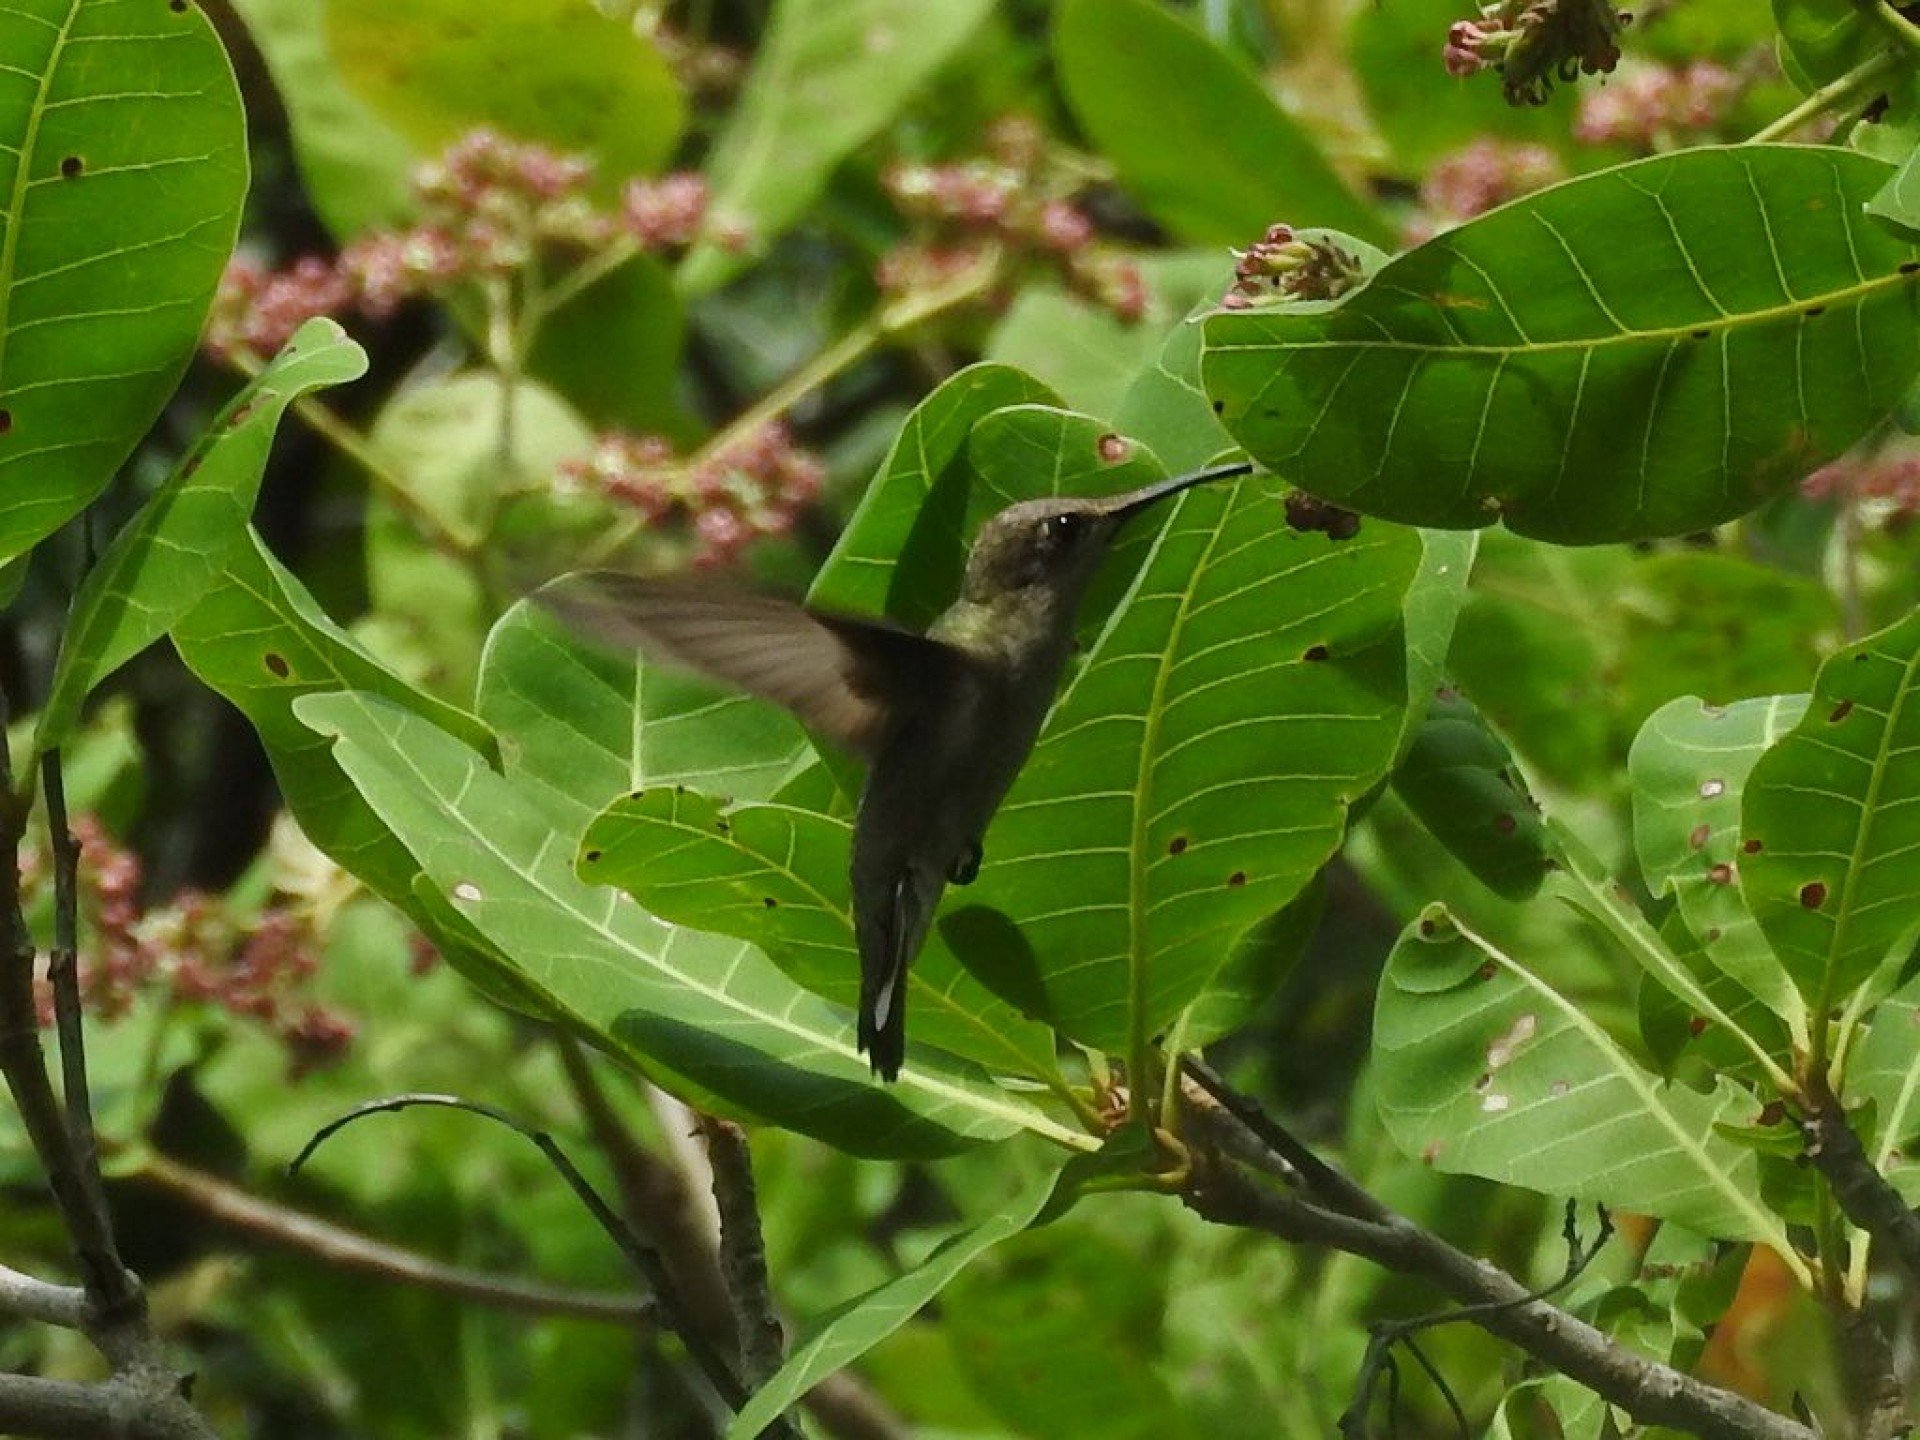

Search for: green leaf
xmin=0 ymin=0 xmax=248 ymax=566
xmin=1112 ymin=306 xmax=1233 ymax=475
xmin=228 ymin=0 xmax=415 ymax=234
xmin=1742 ymin=608 xmax=1920 ymax=1011
xmin=525 ymin=254 xmax=688 ymax=436
xmin=477 ymin=599 xmax=814 ymax=835
xmin=1850 ymin=972 xmax=1920 ymax=1202
xmin=1396 ymin=528 xmax=1478 ymax=759
xmin=38 ymin=320 xmax=368 ymax=753
xmin=984 ymin=286 xmax=1183 ymax=422
xmin=295 ymin=689 xmax=1082 ymax=1158
xmin=678 ymin=0 xmax=994 ymax=294
xmin=1203 ymin=146 xmax=1920 ymax=543
xmin=172 ymin=527 xmax=493 ymax=905
xmin=1052 ymin=0 xmax=1386 ymax=247
xmin=324 ymin=0 xmax=684 ymax=194
xmin=1868 ymin=142 xmax=1920 ymax=239
xmin=1629 ymin=694 xmax=1811 ymax=1033
xmin=959 ymin=458 xmax=1421 ymax=1050
xmin=808 ymin=363 xmax=1060 ymax=626
xmin=1392 ymin=686 xmax=1550 ymax=901
xmin=723 ymin=1168 xmax=1059 ymax=1440
xmin=578 ymin=789 xmax=1058 ymax=1077
xmin=1374 ymin=905 xmax=1799 ymax=1250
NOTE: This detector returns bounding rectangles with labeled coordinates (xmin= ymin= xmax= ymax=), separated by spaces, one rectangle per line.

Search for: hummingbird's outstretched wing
xmin=538 ymin=571 xmax=970 ymax=757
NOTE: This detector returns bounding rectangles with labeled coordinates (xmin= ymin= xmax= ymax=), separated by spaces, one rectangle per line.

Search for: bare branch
xmin=1180 ymin=1067 xmax=1818 ymax=1440
xmin=137 ymin=1150 xmax=654 ymax=1325
xmin=0 ymin=1263 xmax=88 ymax=1329
xmin=0 ymin=1371 xmax=214 ymax=1440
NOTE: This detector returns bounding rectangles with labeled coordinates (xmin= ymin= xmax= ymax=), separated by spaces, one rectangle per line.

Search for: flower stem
xmin=1749 ymin=47 xmax=1902 ymax=143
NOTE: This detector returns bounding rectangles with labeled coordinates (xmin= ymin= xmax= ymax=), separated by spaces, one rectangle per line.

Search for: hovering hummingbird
xmin=544 ymin=459 xmax=1253 ymax=1080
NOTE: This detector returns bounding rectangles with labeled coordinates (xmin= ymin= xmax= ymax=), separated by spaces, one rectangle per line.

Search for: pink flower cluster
xmin=558 ymin=421 xmax=824 ymax=567
xmin=1803 ymin=452 xmax=1920 ymax=523
xmin=1573 ymin=61 xmax=1742 ymax=150
xmin=1407 ymin=140 xmax=1563 ymax=242
xmin=1219 ymin=224 xmax=1366 ymax=309
xmin=205 ymin=130 xmax=711 ymax=363
xmin=878 ymin=117 xmax=1148 ymax=322
xmin=1445 ymin=0 xmax=1626 ymax=105
xmin=31 ymin=816 xmax=358 ymax=1078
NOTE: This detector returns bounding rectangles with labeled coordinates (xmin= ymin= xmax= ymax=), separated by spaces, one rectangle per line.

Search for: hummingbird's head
xmin=958 ymin=461 xmax=1253 ymax=606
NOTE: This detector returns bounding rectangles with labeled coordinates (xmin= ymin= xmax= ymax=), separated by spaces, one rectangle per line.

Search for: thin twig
xmin=0 ymin=1263 xmax=88 ymax=1329
xmin=40 ymin=753 xmax=111 ymax=1260
xmin=695 ymin=1117 xmax=791 ymax=1402
xmin=1748 ymin=47 xmax=1900 ymax=142
xmin=290 ymin=1091 xmax=750 ymax=1411
xmin=136 ymin=1150 xmax=653 ymax=1325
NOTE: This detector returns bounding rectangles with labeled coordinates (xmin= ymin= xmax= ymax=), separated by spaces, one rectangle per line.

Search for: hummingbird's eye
xmin=1040 ymin=513 xmax=1086 ymax=548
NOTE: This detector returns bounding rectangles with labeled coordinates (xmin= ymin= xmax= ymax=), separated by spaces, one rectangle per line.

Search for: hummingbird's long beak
xmin=1104 ymin=460 xmax=1254 ymax=522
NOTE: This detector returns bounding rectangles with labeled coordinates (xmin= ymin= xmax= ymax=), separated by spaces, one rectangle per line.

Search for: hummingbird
xmin=543 ymin=459 xmax=1253 ymax=1080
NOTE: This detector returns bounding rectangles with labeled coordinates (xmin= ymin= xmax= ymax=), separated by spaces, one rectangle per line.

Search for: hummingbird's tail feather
xmin=857 ymin=873 xmax=932 ymax=1082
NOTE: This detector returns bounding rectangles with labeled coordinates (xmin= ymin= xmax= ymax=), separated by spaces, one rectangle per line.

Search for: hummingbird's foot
xmin=948 ymin=840 xmax=983 ymax=886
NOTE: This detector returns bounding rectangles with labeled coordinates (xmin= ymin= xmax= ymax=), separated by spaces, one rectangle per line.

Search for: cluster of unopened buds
xmin=29 ymin=816 xmax=357 ymax=1078
xmin=205 ymin=130 xmax=711 ymax=363
xmin=1803 ymin=452 xmax=1920 ymax=526
xmin=1444 ymin=0 xmax=1627 ymax=105
xmin=1219 ymin=225 xmax=1367 ymax=309
xmin=1407 ymin=140 xmax=1563 ymax=241
xmin=878 ymin=117 xmax=1147 ymax=323
xmin=558 ymin=421 xmax=824 ymax=567
xmin=1573 ymin=59 xmax=1743 ymax=150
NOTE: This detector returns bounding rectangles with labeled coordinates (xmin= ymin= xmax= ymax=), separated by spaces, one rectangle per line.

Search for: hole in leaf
xmin=1804 ymin=305 xmax=1826 ymax=318
xmin=1800 ymin=881 xmax=1828 ymax=909
xmin=1743 ymin=838 xmax=1763 ymax=855
xmin=0 ymin=410 xmax=12 ymax=434
xmin=169 ymin=0 xmax=188 ymax=10
xmin=1227 ymin=870 xmax=1247 ymax=887
xmin=1902 ymin=261 xmax=1920 ymax=276
xmin=583 ymin=849 xmax=602 ymax=863
xmin=1699 ymin=778 xmax=1724 ymax=799
xmin=762 ymin=896 xmax=778 ymax=909
xmin=1167 ymin=835 xmax=1188 ymax=855
xmin=1829 ymin=699 xmax=1854 ymax=723
xmin=453 ymin=881 xmax=482 ymax=902
xmin=1688 ymin=328 xmax=1709 ymax=340
xmin=1210 ymin=399 xmax=1225 ymax=414
xmin=1303 ymin=643 xmax=1329 ymax=662
xmin=59 ymin=155 xmax=82 ymax=179
xmin=262 ymin=652 xmax=289 ymax=678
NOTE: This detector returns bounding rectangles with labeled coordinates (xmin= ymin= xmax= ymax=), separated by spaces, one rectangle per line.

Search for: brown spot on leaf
xmin=1743 ymin=838 xmax=1763 ymax=855
xmin=1167 ymin=835 xmax=1188 ymax=855
xmin=1830 ymin=699 xmax=1854 ymax=723
xmin=1800 ymin=881 xmax=1828 ymax=909
xmin=59 ymin=155 xmax=82 ymax=179
xmin=1758 ymin=1100 xmax=1787 ymax=1126
xmin=583 ymin=849 xmax=602 ymax=864
xmin=1708 ymin=862 xmax=1734 ymax=886
xmin=1303 ymin=644 xmax=1329 ymax=662
xmin=263 ymin=652 xmax=290 ymax=678
xmin=1494 ymin=812 xmax=1517 ymax=835
xmin=1705 ymin=926 xmax=1722 ymax=942
xmin=1688 ymin=823 xmax=1711 ymax=850
xmin=1688 ymin=1016 xmax=1708 ymax=1036
xmin=0 ymin=410 xmax=12 ymax=434
xmin=1689 ymin=328 xmax=1710 ymax=340
xmin=1477 ymin=961 xmax=1498 ymax=981
xmin=1804 ymin=305 xmax=1826 ymax=318
xmin=1096 ymin=433 xmax=1130 ymax=463
xmin=1227 ymin=870 xmax=1247 ymax=887
xmin=762 ymin=896 xmax=778 ymax=909
xmin=1903 ymin=261 xmax=1920 ymax=276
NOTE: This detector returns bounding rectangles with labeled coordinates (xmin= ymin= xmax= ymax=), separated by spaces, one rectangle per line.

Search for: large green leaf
xmin=1374 ymin=906 xmax=1799 ymax=1250
xmin=1629 ymin=694 xmax=1810 ymax=1033
xmin=724 ymin=1168 xmax=1059 ymax=1440
xmin=296 ymin=689 xmax=1079 ymax=1158
xmin=1742 ymin=608 xmax=1920 ymax=1011
xmin=172 ymin=527 xmax=493 ymax=904
xmin=578 ymin=788 xmax=1059 ymax=1077
xmin=807 ymin=363 xmax=1060 ymax=626
xmin=677 ymin=0 xmax=994 ymax=294
xmin=0 ymin=0 xmax=248 ymax=565
xmin=476 ymin=599 xmax=815 ymax=832
xmin=958 ymin=446 xmax=1421 ymax=1050
xmin=1204 ymin=146 xmax=1920 ymax=543
xmin=1112 ymin=304 xmax=1234 ymax=475
xmin=38 ymin=320 xmax=368 ymax=752
xmin=1052 ymin=0 xmax=1386 ymax=247
xmin=228 ymin=0 xmax=414 ymax=234
xmin=324 ymin=0 xmax=684 ymax=193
